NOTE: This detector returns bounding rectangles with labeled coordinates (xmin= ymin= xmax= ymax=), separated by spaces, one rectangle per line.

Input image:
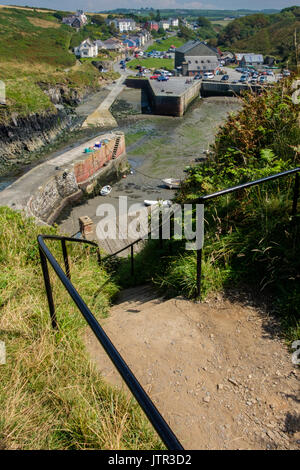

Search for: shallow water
xmin=57 ymin=94 xmax=241 ymax=235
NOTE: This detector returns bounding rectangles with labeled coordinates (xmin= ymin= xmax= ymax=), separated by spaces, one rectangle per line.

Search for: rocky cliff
xmin=0 ymin=83 xmax=98 ymax=176
xmin=0 ymin=108 xmax=73 ymax=176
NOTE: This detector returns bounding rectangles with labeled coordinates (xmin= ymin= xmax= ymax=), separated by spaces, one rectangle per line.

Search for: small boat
xmin=162 ymin=178 xmax=181 ymax=189
xmin=100 ymin=185 xmax=112 ymax=196
xmin=144 ymin=199 xmax=172 ymax=207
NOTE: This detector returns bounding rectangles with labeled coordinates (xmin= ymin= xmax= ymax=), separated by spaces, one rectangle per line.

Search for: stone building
xmin=175 ymin=40 xmax=220 ymax=76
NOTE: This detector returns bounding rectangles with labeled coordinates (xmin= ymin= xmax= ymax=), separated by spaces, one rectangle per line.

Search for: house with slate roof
xmin=240 ymin=54 xmax=264 ymax=66
xmin=175 ymin=40 xmax=220 ymax=76
xmin=235 ymin=53 xmax=264 ymax=66
xmin=74 ymin=39 xmax=98 ymax=58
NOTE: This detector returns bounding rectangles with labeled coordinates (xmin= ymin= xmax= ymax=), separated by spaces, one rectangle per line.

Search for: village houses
xmin=62 ymin=9 xmax=87 ymax=29
xmin=107 ymin=18 xmax=136 ymax=32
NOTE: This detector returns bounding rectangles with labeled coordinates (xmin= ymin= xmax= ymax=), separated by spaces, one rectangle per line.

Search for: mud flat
xmin=57 ymin=95 xmax=241 ymax=236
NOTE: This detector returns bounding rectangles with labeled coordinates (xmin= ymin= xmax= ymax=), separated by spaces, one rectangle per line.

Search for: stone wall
xmin=201 ymin=80 xmax=263 ymax=97
xmin=27 ymin=133 xmax=127 ymax=224
xmin=74 ymin=133 xmax=125 ymax=185
xmin=126 ymin=78 xmax=201 ymax=117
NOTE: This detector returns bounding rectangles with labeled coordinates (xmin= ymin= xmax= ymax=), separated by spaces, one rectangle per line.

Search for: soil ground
xmin=84 ymin=285 xmax=300 ymax=450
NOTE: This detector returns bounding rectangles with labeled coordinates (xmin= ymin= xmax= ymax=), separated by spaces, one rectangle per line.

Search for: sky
xmin=0 ymin=0 xmax=298 ymax=12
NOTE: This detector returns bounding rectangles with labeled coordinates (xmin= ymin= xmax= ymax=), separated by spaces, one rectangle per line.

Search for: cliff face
xmin=0 ymin=83 xmax=94 ymax=176
xmin=0 ymin=108 xmax=73 ymax=176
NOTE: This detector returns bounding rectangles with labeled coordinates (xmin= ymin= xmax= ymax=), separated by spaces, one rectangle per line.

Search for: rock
xmin=228 ymin=377 xmax=239 ymax=386
xmin=203 ymin=396 xmax=211 ymax=403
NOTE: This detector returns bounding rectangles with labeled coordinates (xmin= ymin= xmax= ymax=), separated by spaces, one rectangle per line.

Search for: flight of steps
xmin=112 ymin=136 xmax=121 ymax=159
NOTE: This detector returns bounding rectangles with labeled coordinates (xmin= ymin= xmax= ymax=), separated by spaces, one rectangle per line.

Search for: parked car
xmin=221 ymin=74 xmax=229 ymax=81
xmin=250 ymin=78 xmax=258 ymax=84
xmin=160 ymin=70 xmax=172 ymax=76
xmin=125 ymin=57 xmax=131 ymax=62
xmin=203 ymin=72 xmax=214 ymax=79
xmin=194 ymin=74 xmax=202 ymax=80
xmin=283 ymin=70 xmax=291 ymax=76
xmin=259 ymin=76 xmax=267 ymax=83
xmin=150 ymin=75 xmax=160 ymax=79
xmin=239 ymin=76 xmax=248 ymax=83
xmin=157 ymin=75 xmax=169 ymax=81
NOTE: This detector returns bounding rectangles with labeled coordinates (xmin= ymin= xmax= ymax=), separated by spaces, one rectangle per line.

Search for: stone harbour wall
xmin=27 ymin=133 xmax=127 ymax=225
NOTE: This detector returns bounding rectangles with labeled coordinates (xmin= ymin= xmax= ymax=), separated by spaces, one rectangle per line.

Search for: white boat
xmin=100 ymin=185 xmax=112 ymax=196
xmin=144 ymin=199 xmax=172 ymax=207
xmin=162 ymin=178 xmax=181 ymax=189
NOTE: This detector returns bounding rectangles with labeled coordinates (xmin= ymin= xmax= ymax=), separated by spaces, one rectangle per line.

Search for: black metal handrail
xmin=196 ymin=167 xmax=300 ymax=202
xmin=194 ymin=167 xmax=300 ymax=297
xmin=37 ymin=234 xmax=183 ymax=450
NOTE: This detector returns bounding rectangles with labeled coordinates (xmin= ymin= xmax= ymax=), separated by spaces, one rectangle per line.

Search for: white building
xmin=108 ymin=18 xmax=136 ymax=32
xmin=168 ymin=18 xmax=179 ymax=27
xmin=159 ymin=20 xmax=170 ymax=30
xmin=74 ymin=39 xmax=98 ymax=58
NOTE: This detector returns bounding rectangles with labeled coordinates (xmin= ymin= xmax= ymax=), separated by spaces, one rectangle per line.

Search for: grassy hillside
xmin=0 ymin=207 xmax=163 ymax=449
xmin=0 ymin=8 xmax=117 ymax=123
xmin=146 ymin=37 xmax=185 ymax=52
xmin=218 ymin=6 xmax=300 ymax=65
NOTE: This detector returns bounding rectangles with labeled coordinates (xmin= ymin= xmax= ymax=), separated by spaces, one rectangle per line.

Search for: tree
xmin=156 ymin=10 xmax=161 ymax=22
xmin=178 ymin=25 xmax=195 ymax=40
xmin=197 ymin=16 xmax=210 ymax=28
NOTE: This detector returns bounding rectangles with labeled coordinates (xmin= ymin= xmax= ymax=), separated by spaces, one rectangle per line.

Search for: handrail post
xmin=96 ymin=247 xmax=101 ymax=266
xmin=130 ymin=245 xmax=134 ymax=276
xmin=292 ymin=172 xmax=299 ymax=217
xmin=196 ymin=248 xmax=202 ymax=299
xmin=61 ymin=239 xmax=71 ymax=280
xmin=39 ymin=247 xmax=58 ymax=329
xmin=159 ymin=213 xmax=163 ymax=249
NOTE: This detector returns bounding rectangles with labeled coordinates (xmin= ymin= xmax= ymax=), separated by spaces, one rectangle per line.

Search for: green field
xmin=128 ymin=58 xmax=175 ymax=71
xmin=210 ymin=19 xmax=233 ymax=27
xmin=146 ymin=37 xmax=185 ymax=52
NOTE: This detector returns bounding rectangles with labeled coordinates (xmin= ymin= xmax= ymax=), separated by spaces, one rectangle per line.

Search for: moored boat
xmin=100 ymin=185 xmax=112 ymax=196
xmin=162 ymin=178 xmax=181 ymax=189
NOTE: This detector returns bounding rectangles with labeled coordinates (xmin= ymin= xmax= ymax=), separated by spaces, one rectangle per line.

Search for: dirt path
xmin=84 ymin=286 xmax=299 ymax=450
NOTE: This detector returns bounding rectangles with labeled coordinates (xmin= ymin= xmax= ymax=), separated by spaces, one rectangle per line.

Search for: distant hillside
xmin=218 ymin=6 xmax=300 ymax=65
xmin=0 ymin=7 xmax=116 ymax=123
xmin=100 ymin=8 xmax=279 ymax=20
